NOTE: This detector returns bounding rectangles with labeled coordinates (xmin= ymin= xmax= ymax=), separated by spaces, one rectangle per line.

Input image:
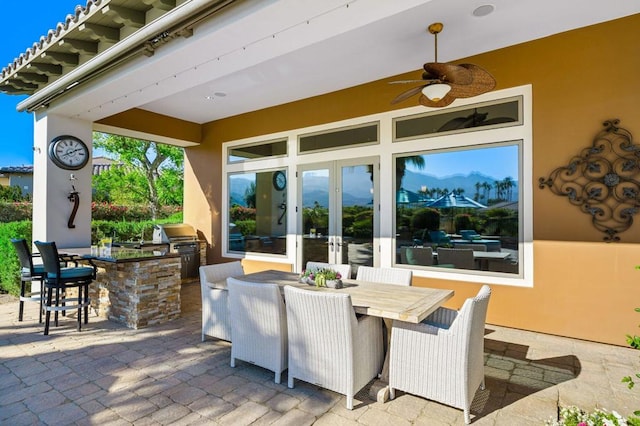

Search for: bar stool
xmin=11 ymin=238 xmax=45 ymax=323
xmin=34 ymin=241 xmax=95 ymax=335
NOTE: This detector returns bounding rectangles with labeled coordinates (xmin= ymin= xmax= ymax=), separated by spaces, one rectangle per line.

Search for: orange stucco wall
xmin=109 ymin=15 xmax=640 ymax=345
xmin=97 ymin=108 xmax=202 ymax=143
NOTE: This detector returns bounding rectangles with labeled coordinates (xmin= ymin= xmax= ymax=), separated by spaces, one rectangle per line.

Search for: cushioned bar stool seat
xmin=34 ymin=241 xmax=95 ymax=335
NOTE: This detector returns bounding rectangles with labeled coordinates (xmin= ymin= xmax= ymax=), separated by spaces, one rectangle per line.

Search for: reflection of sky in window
xmin=229 ymin=172 xmax=256 ymax=181
xmin=406 ymin=144 xmax=518 ymax=179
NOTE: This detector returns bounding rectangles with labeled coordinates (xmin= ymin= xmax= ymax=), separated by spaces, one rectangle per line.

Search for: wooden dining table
xmin=229 ymin=269 xmax=455 ymax=401
xmin=235 ymin=269 xmax=454 ymax=323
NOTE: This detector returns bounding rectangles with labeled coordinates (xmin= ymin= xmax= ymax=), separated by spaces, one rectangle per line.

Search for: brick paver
xmin=0 ymin=283 xmax=638 ymax=425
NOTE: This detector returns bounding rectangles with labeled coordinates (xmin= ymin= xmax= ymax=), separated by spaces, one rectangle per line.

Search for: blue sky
xmin=0 ymin=1 xmax=81 ymax=167
xmin=406 ymin=144 xmax=519 ymax=180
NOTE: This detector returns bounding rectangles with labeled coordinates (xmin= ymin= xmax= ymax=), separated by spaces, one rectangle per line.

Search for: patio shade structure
xmin=426 ymin=192 xmax=486 ymax=232
xmin=396 ymin=188 xmax=421 ymax=205
xmin=426 ymin=192 xmax=487 ymax=209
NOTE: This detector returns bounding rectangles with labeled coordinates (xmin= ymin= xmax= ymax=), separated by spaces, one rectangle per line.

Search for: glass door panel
xmin=340 ymin=163 xmax=374 ymax=275
xmin=299 ymin=158 xmax=377 ymax=278
xmin=300 ymin=165 xmax=332 ymax=267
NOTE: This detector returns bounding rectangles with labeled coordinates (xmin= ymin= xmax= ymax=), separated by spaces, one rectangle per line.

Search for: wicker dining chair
xmin=399 ymin=247 xmax=434 ymax=266
xmin=199 ymin=261 xmax=244 ymax=342
xmin=436 ymin=247 xmax=475 ymax=269
xmin=228 ymin=277 xmax=288 ymax=383
xmin=355 ymin=265 xmax=412 ymax=286
xmin=284 ymin=285 xmax=383 ymax=409
xmin=305 ymin=261 xmax=351 ymax=280
xmin=389 ymin=285 xmax=492 ymax=424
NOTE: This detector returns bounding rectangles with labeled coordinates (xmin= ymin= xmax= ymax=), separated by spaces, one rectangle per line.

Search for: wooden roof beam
xmin=26 ymin=62 xmax=63 ymax=76
xmin=79 ymin=23 xmax=120 ymax=43
xmin=39 ymin=51 xmax=79 ymax=66
xmin=102 ymin=5 xmax=146 ymax=28
xmin=142 ymin=0 xmax=177 ymax=12
xmin=15 ymin=72 xmax=49 ymax=84
xmin=4 ymin=80 xmax=38 ymax=92
xmin=58 ymin=38 xmax=99 ymax=55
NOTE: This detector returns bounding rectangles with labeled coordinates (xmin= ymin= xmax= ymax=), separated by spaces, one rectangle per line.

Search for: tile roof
xmin=0 ymin=166 xmax=34 ymax=174
xmin=0 ymin=0 xmax=180 ymax=96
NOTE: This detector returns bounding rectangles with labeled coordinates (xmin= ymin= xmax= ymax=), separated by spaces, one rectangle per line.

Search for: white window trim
xmin=222 ymin=84 xmax=533 ymax=287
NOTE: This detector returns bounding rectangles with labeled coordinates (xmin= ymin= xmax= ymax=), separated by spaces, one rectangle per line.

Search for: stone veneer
xmin=89 ymin=255 xmax=182 ymax=329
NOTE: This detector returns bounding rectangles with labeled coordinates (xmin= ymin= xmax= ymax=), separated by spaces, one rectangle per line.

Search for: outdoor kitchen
xmin=86 ymin=223 xmax=206 ymax=329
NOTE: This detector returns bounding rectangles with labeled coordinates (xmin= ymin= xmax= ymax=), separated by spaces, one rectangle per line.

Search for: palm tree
xmin=395 ymin=156 xmax=426 ymax=191
xmin=502 ymin=176 xmax=515 ymax=201
xmin=482 ymin=182 xmax=491 ymax=201
xmin=474 ymin=182 xmax=481 ymax=201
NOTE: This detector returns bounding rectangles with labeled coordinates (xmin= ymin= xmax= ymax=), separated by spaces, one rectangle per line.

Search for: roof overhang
xmin=2 ymin=0 xmax=639 ymax=125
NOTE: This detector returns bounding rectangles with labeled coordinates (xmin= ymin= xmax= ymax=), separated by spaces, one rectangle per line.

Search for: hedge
xmin=0 ymin=211 xmax=183 ymax=296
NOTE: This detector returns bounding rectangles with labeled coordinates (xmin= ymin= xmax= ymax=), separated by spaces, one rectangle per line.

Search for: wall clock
xmin=48 ymin=135 xmax=89 ymax=170
xmin=273 ymin=170 xmax=286 ymax=191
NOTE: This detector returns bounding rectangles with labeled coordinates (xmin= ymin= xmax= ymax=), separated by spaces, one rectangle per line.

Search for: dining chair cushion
xmin=50 ymin=266 xmax=95 ymax=280
xmin=24 ymin=265 xmax=46 ymax=275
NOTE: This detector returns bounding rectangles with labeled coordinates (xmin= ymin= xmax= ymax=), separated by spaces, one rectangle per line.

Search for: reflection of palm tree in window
xmin=244 ymin=182 xmax=256 ymax=208
xmin=437 ymin=108 xmax=516 ymax=132
xmin=502 ymin=176 xmax=514 ymax=201
xmin=395 ymin=156 xmax=426 ymax=191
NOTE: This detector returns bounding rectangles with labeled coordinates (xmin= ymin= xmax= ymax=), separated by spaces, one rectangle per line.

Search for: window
xmin=395 ymin=142 xmax=522 ymax=276
xmin=223 ymin=86 xmax=532 ymax=286
xmin=228 ymin=170 xmax=287 ymax=255
xmin=393 ymin=97 xmax=521 ymax=141
xmin=299 ymin=122 xmax=378 ymax=154
xmin=228 ymin=139 xmax=287 ymax=163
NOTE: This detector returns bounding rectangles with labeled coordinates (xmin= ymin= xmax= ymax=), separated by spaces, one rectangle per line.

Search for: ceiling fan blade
xmin=388 ymin=79 xmax=437 ymax=85
xmin=448 ymin=64 xmax=496 ymax=98
xmin=423 ymin=62 xmax=473 ymax=85
xmin=391 ymin=85 xmax=426 ymax=104
xmin=418 ymin=92 xmax=456 ymax=108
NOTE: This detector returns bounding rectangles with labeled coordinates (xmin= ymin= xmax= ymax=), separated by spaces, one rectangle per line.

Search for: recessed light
xmin=472 ymin=4 xmax=495 ymax=17
xmin=214 ymin=92 xmax=227 ymax=97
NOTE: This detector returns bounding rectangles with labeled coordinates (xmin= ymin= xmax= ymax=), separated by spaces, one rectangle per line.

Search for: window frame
xmin=222 ymin=85 xmax=533 ymax=287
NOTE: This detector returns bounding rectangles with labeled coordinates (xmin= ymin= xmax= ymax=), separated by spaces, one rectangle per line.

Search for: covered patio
xmin=1 ymin=286 xmax=638 ymax=425
xmin=2 ymin=1 xmax=640 ymax=424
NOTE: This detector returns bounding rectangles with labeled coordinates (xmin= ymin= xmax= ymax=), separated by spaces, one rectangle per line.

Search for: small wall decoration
xmin=539 ymin=119 xmax=640 ymax=241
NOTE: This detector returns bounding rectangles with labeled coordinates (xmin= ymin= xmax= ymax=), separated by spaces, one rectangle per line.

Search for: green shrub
xmin=454 ymin=214 xmax=473 ymax=232
xmin=0 ymin=202 xmax=32 ymax=222
xmin=411 ymin=208 xmax=440 ymax=233
xmin=0 ymin=221 xmax=32 ymax=295
xmin=91 ymin=202 xmax=182 ymax=221
xmin=234 ymin=220 xmax=256 ymax=236
xmin=92 ymin=216 xmax=183 ymax=243
xmin=0 ymin=202 xmax=182 ymax=223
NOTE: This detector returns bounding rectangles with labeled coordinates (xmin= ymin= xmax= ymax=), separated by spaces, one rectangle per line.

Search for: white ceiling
xmin=48 ymin=0 xmax=640 ymax=126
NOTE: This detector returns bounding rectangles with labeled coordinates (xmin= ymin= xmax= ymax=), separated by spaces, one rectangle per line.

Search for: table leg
xmin=369 ymin=318 xmax=393 ymax=402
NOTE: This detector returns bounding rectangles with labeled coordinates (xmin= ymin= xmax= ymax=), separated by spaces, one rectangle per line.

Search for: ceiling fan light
xmin=422 ymin=83 xmax=451 ymax=102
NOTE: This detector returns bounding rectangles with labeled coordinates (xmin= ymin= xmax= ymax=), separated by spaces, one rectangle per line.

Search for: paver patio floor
xmin=0 ymin=281 xmax=638 ymax=425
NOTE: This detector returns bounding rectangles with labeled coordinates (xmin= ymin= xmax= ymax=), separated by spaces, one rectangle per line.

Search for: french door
xmin=297 ymin=157 xmax=378 ymax=278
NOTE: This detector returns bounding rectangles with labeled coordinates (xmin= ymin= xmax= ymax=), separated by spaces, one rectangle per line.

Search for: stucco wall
xmin=128 ymin=15 xmax=640 ymax=345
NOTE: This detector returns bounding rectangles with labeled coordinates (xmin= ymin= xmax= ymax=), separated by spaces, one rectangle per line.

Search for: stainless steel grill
xmin=153 ymin=223 xmax=200 ymax=279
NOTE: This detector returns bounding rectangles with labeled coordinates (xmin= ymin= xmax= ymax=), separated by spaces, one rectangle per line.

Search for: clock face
xmin=273 ymin=170 xmax=286 ymax=191
xmin=49 ymin=135 xmax=89 ymax=170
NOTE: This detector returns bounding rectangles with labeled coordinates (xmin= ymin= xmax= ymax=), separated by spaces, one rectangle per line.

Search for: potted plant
xmin=299 ymin=269 xmax=316 ymax=285
xmin=314 ymin=268 xmax=343 ymax=289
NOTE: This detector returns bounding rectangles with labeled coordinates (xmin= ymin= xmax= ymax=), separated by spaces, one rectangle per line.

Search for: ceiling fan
xmin=390 ymin=23 xmax=496 ymax=108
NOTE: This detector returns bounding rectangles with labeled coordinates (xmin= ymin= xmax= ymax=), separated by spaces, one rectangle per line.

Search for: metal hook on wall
xmin=67 ymin=173 xmax=80 ymax=228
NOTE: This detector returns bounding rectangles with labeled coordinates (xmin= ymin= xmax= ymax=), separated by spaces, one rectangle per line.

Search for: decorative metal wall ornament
xmin=539 ymin=119 xmax=640 ymax=241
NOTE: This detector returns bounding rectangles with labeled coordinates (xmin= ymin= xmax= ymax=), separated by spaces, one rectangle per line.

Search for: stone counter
xmin=74 ymin=248 xmax=182 ymax=329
